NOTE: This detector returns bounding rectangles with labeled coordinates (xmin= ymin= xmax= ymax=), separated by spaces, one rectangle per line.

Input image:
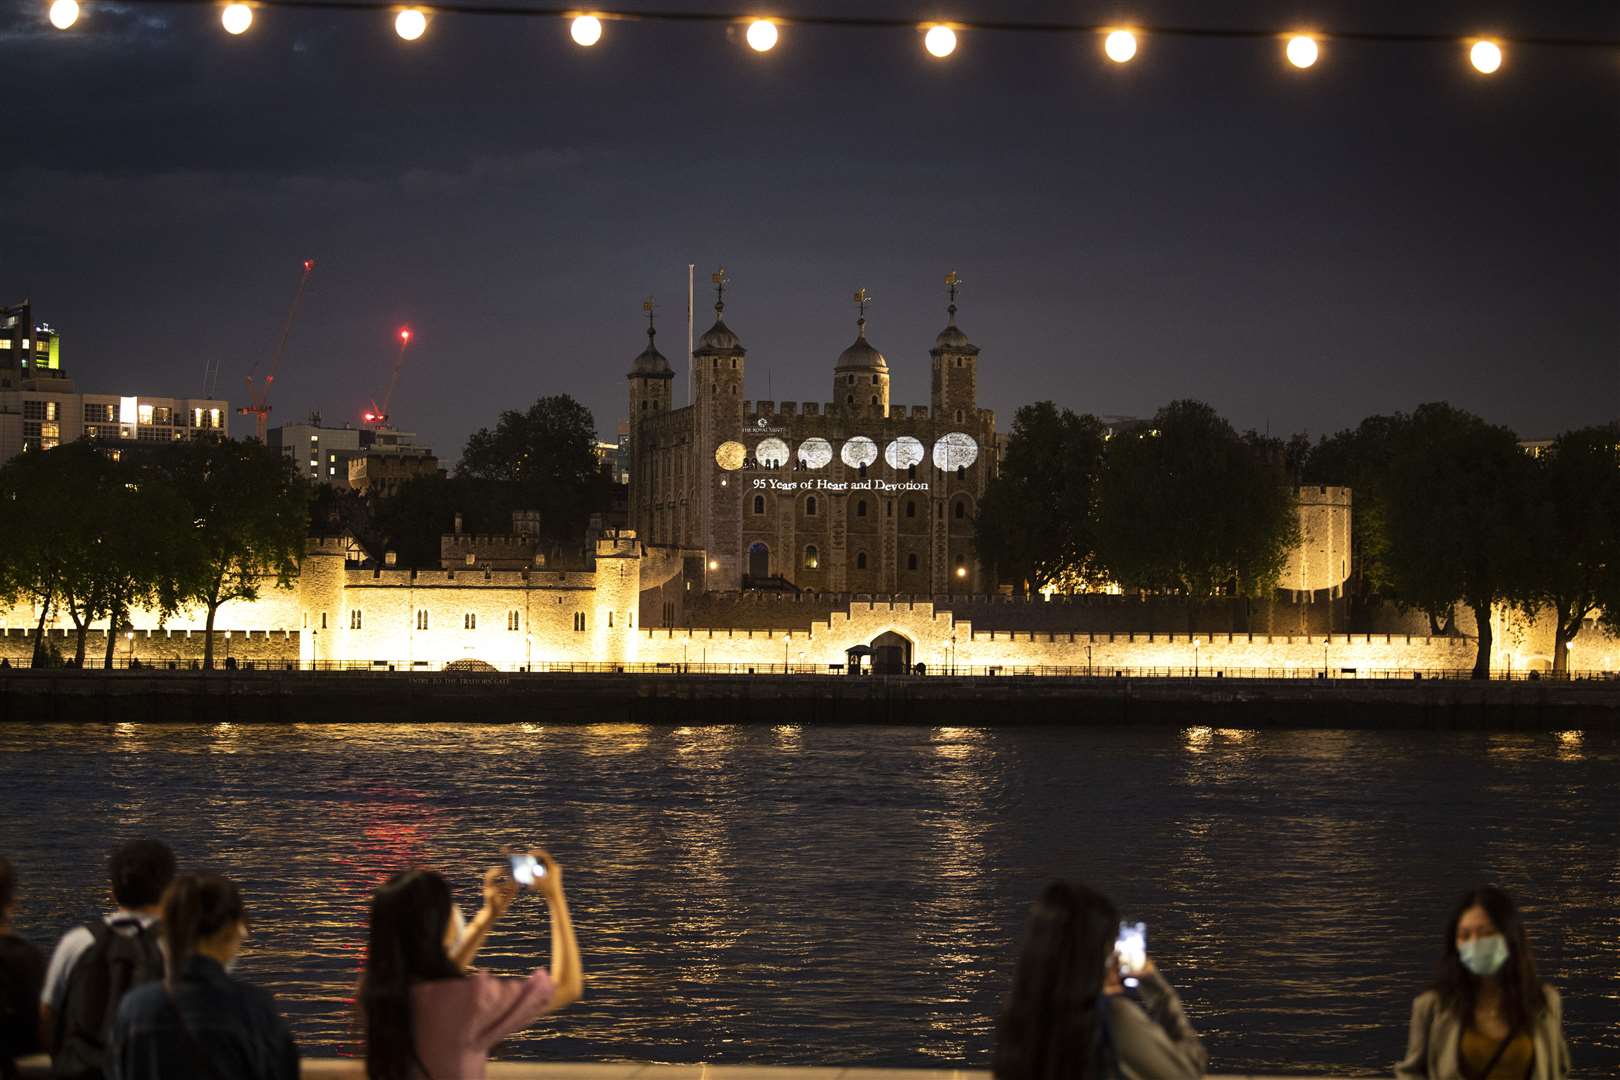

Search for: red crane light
xmin=399 ymin=328 xmax=412 ymax=344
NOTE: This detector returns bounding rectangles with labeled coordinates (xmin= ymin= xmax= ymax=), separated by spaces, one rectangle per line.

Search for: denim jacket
xmin=108 ymin=956 xmax=298 ymax=1080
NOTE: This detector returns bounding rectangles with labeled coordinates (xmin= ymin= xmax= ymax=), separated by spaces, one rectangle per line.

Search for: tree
xmin=1095 ymin=400 xmax=1300 ymax=601
xmin=1380 ymin=403 xmax=1534 ymax=679
xmin=0 ymin=447 xmax=85 ymax=665
xmin=1302 ymin=414 xmax=1407 ymax=619
xmin=458 ymin=395 xmax=607 ymax=555
xmin=159 ymin=439 xmax=308 ymax=670
xmin=1517 ymin=424 xmax=1620 ymax=673
xmin=975 ymin=403 xmax=1107 ymax=594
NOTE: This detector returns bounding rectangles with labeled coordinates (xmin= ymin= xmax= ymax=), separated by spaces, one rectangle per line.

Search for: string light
xmin=923 ymin=24 xmax=955 ymax=58
xmin=746 ymin=18 xmax=777 ymax=53
xmin=570 ymin=14 xmax=602 ymax=46
xmin=47 ymin=0 xmax=78 ymax=29
xmin=1471 ymin=39 xmax=1503 ymax=74
xmin=221 ymin=2 xmax=252 ymax=34
xmin=394 ymin=7 xmax=425 ymax=39
xmin=1285 ymin=34 xmax=1318 ymax=69
xmin=1103 ymin=29 xmax=1137 ymax=64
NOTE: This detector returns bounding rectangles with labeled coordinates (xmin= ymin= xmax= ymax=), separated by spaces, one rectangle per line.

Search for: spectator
xmin=994 ymin=881 xmax=1206 ymax=1080
xmin=1396 ymin=885 xmax=1570 ymax=1080
xmin=1 ymin=857 xmax=47 ymax=1080
xmin=360 ymin=850 xmax=582 ymax=1080
xmin=41 ymin=838 xmax=174 ymax=1080
xmin=108 ymin=873 xmax=298 ymax=1080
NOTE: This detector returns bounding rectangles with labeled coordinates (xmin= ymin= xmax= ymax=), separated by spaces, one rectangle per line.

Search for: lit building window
xmin=804 ymin=545 xmax=819 ymax=569
xmin=508 ymin=611 xmax=520 ymax=631
xmin=138 ymin=404 xmax=154 ymax=425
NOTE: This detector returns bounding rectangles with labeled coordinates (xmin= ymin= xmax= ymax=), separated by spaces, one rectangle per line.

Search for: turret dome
xmin=835 ymin=321 xmax=888 ymax=372
xmin=695 ymin=318 xmax=745 ymax=356
xmin=628 ymin=327 xmax=674 ymax=379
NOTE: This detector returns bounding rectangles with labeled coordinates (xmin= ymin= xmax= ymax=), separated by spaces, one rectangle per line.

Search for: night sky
xmin=3 ymin=0 xmax=1616 ymax=461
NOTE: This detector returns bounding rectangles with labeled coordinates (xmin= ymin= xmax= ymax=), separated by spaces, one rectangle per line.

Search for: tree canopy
xmin=458 ymin=395 xmax=607 ymax=552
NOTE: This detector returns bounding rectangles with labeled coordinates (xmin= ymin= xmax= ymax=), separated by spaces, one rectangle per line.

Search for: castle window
xmin=416 ymin=610 xmax=429 ymax=631
xmin=907 ymin=553 xmax=919 ymax=571
xmin=662 ymin=601 xmax=674 ymax=627
xmin=956 ymin=465 xmax=966 ymax=479
xmin=870 ymin=374 xmax=879 ymax=385
xmin=858 ymin=463 xmax=867 ymax=478
xmin=906 ymin=500 xmax=916 ymax=518
xmin=464 ymin=613 xmax=477 ymax=630
xmin=465 ymin=553 xmax=476 ymax=567
xmin=886 ymin=500 xmax=893 ymax=517
xmin=805 ymin=496 xmax=818 ymax=517
xmin=573 ymin=612 xmax=586 ymax=632
xmin=847 ymin=375 xmax=855 ymax=385
xmin=804 ymin=544 xmax=819 ymax=569
xmin=870 ymin=396 xmax=878 ymax=406
xmin=954 ymin=357 xmax=962 ymax=367
xmin=641 ymin=400 xmax=649 ymax=411
xmin=846 ymin=395 xmax=854 ymax=405
xmin=955 ymin=409 xmax=964 ymax=423
xmin=320 ymin=612 xmax=327 ymax=629
xmin=508 ymin=611 xmax=520 ymax=631
xmin=608 ymin=611 xmax=614 ymax=628
xmin=908 ymin=464 xmax=917 ymax=480
xmin=350 ymin=610 xmax=362 ymax=630
xmin=937 ymin=502 xmax=944 ymax=520
xmin=955 ymin=499 xmax=968 ymax=520
xmin=753 ymin=494 xmax=765 ymax=515
xmin=856 ymin=499 xmax=867 ymax=518
xmin=856 ymin=551 xmax=868 ymax=570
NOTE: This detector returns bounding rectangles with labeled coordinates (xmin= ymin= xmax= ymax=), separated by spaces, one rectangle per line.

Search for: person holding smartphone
xmin=1395 ymin=886 xmax=1569 ymax=1080
xmin=359 ymin=849 xmax=582 ymax=1080
xmin=994 ymin=880 xmax=1206 ymax=1080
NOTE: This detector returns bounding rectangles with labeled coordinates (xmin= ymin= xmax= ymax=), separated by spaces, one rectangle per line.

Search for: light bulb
xmin=1285 ymin=35 xmax=1318 ymax=69
xmin=1470 ymin=39 xmax=1502 ymax=74
xmin=221 ymin=3 xmax=253 ymax=35
xmin=924 ymin=25 xmax=956 ymax=58
xmin=1104 ymin=30 xmax=1137 ymax=64
xmin=48 ymin=0 xmax=79 ymax=30
xmin=394 ymin=8 xmax=426 ymax=40
xmin=746 ymin=19 xmax=777 ymax=53
xmin=571 ymin=14 xmax=602 ymax=46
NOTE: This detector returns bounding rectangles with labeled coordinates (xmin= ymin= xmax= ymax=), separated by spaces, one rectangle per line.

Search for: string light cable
xmin=41 ymin=0 xmax=1620 ymax=74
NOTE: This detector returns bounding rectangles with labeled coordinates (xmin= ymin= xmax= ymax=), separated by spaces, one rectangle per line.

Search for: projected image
xmin=841 ymin=436 xmax=878 ymax=469
xmin=884 ymin=436 xmax=925 ymax=469
xmin=756 ymin=437 xmax=790 ymax=468
xmin=932 ymin=432 xmax=979 ymax=470
xmin=715 ymin=441 xmax=747 ymax=470
xmin=797 ymin=437 xmax=833 ymax=469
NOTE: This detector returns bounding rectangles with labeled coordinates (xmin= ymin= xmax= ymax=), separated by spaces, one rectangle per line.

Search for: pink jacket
xmin=409 ymin=968 xmax=555 ymax=1080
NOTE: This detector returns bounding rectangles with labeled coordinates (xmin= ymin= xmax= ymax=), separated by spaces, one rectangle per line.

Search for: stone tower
xmin=833 ymin=288 xmax=889 ymax=419
xmin=930 ymin=273 xmax=980 ymax=425
xmin=626 ymin=303 xmax=673 ymax=541
xmin=692 ymin=270 xmax=747 ymax=584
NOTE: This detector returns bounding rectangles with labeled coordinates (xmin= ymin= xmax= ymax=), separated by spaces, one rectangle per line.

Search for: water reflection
xmin=0 ymin=723 xmax=1616 ymax=1074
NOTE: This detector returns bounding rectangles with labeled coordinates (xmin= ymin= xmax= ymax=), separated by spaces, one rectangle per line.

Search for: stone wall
xmin=0 ymin=627 xmax=298 ymax=667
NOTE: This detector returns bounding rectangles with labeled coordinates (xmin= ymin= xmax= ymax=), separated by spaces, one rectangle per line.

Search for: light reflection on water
xmin=1 ymin=723 xmax=1617 ymax=1075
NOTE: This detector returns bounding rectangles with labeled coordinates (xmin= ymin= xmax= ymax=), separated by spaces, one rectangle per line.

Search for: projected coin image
xmin=841 ymin=436 xmax=878 ymax=469
xmin=797 ymin=437 xmax=833 ymax=469
xmin=715 ymin=441 xmax=747 ymax=471
xmin=884 ymin=436 xmax=925 ymax=470
xmin=932 ymin=432 xmax=980 ymax=471
xmin=756 ymin=437 xmax=790 ymax=468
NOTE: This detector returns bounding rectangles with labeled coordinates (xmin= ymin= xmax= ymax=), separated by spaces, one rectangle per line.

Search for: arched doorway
xmin=748 ymin=542 xmax=770 ymax=579
xmin=870 ymin=631 xmax=912 ymax=675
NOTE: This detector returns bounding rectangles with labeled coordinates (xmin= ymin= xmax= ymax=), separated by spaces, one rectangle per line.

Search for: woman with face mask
xmin=359 ymin=850 xmax=582 ymax=1080
xmin=108 ymin=872 xmax=300 ymax=1080
xmin=1396 ymin=885 xmax=1570 ymax=1080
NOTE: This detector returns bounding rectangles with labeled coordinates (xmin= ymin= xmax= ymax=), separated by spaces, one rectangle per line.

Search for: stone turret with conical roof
xmin=626 ymin=298 xmax=675 ymax=543
xmin=833 ymin=288 xmax=889 ymax=418
xmin=692 ymin=268 xmax=746 ymax=582
xmin=929 ymin=271 xmax=979 ymax=425
xmin=627 ymin=298 xmax=674 ymax=417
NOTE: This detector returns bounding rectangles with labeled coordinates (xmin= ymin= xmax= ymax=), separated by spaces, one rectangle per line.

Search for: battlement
xmin=345 ymin=568 xmax=596 ymax=588
xmin=1296 ymin=485 xmax=1353 ymax=507
xmin=595 ymin=528 xmax=641 ymax=559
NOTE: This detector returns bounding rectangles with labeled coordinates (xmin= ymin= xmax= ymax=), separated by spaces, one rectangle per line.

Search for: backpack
xmin=50 ymin=919 xmax=164 ymax=1080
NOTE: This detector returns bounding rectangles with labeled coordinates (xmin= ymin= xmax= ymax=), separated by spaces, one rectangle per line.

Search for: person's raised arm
xmin=450 ymin=867 xmax=516 ymax=973
xmin=531 ymin=851 xmax=582 ymax=1008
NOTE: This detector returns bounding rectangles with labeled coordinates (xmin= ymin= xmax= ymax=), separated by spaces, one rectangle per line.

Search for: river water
xmin=1 ymin=723 xmax=1616 ymax=1075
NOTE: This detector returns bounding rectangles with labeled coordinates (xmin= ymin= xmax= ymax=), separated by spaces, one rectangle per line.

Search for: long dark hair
xmin=994 ymin=880 xmax=1120 ymax=1080
xmin=361 ymin=870 xmax=464 ymax=1080
xmin=1432 ymin=885 xmax=1547 ymax=1031
xmin=160 ymin=873 xmax=244 ymax=986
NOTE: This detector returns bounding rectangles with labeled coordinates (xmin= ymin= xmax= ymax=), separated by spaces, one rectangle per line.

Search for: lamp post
xmin=784 ymin=634 xmax=790 ymax=675
xmin=950 ymin=633 xmax=956 ymax=676
xmin=1193 ymin=639 xmax=1199 ymax=678
xmin=1086 ymin=643 xmax=1093 ymax=677
xmin=1323 ymin=639 xmax=1329 ymax=678
xmin=125 ymin=630 xmax=134 ymax=668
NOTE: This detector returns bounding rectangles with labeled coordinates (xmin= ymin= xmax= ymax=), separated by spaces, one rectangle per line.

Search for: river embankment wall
xmin=1 ymin=670 xmax=1614 ymax=728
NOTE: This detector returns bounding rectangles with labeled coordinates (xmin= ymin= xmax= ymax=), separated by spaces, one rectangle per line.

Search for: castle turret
xmin=930 ymin=271 xmax=980 ymax=425
xmin=626 ymin=299 xmax=674 ymax=541
xmin=833 ymin=287 xmax=889 ymax=419
xmin=693 ymin=269 xmax=747 ymax=584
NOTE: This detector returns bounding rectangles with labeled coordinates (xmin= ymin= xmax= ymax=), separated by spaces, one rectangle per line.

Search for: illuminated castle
xmin=627 ymin=273 xmax=994 ymax=593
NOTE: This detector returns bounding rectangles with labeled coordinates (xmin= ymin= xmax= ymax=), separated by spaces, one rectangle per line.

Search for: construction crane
xmin=363 ymin=327 xmax=413 ymax=427
xmin=239 ymin=258 xmax=316 ymax=442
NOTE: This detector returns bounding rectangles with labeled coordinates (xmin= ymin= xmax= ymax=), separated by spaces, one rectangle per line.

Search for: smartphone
xmin=1115 ymin=921 xmax=1147 ymax=986
xmin=509 ymin=852 xmax=546 ymax=889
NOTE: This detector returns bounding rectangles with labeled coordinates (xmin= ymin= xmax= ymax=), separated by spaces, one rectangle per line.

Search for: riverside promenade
xmin=1 ymin=668 xmax=1616 ymax=727
xmin=13 ymin=1059 xmax=1361 ymax=1079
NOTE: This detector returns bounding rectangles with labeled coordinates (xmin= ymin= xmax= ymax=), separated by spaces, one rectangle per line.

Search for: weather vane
xmin=945 ymin=270 xmax=962 ymax=319
xmin=712 ymin=267 xmax=728 ymax=313
xmin=853 ymin=287 xmax=872 ymax=325
xmin=642 ymin=294 xmax=656 ymax=335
